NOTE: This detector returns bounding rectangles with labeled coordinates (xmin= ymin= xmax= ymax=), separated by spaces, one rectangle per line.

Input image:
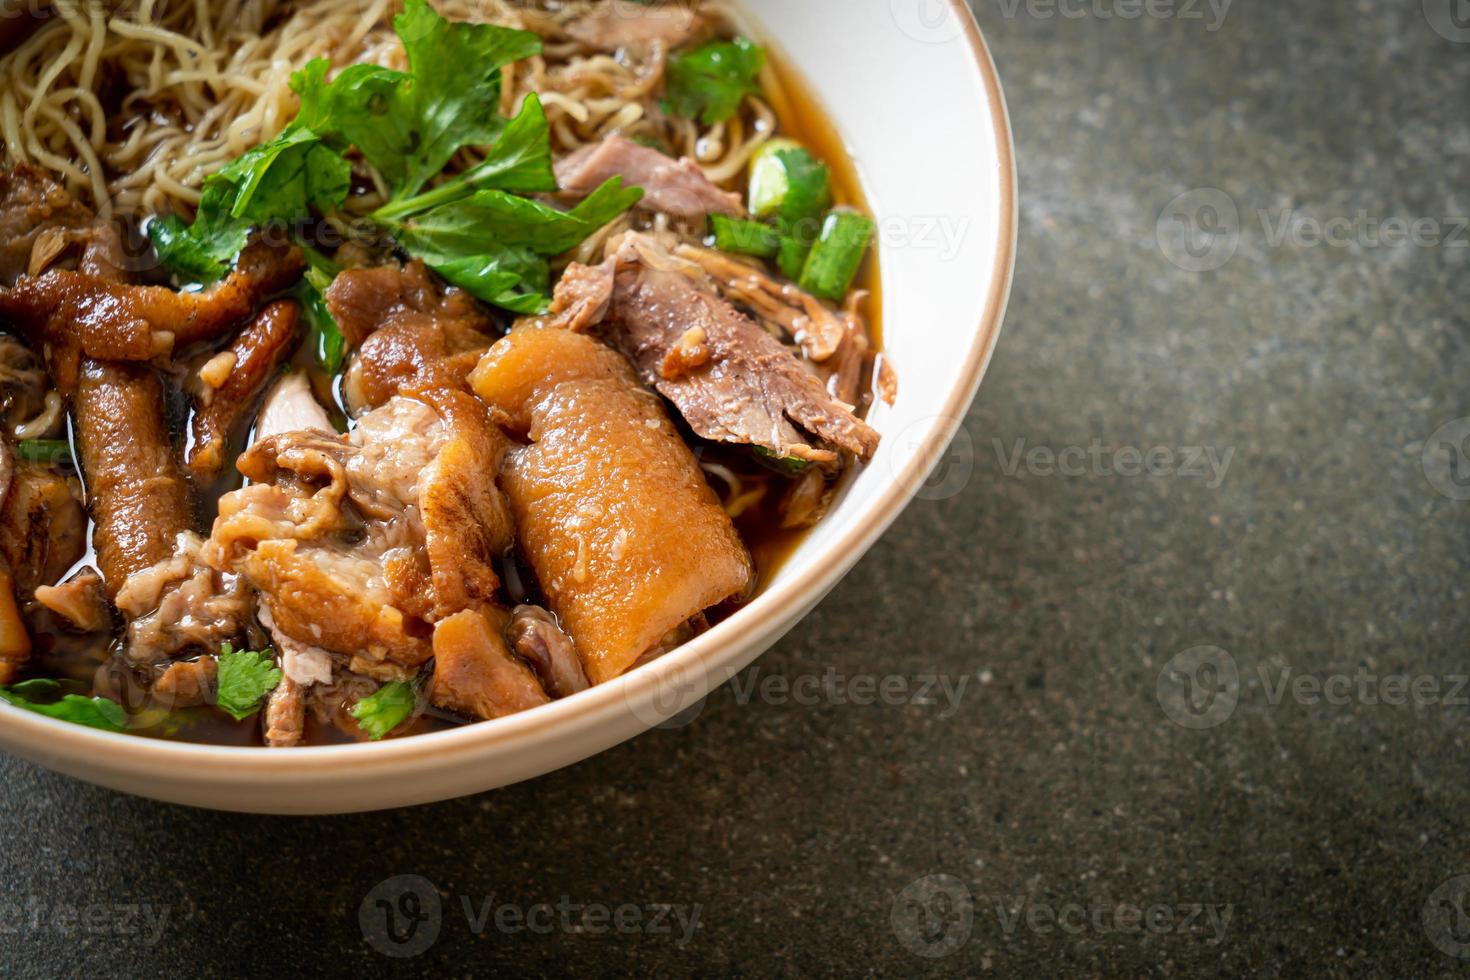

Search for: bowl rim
xmin=0 ymin=0 xmax=1018 ymax=778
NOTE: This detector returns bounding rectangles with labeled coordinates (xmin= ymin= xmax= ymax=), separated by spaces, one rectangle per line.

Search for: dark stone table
xmin=5 ymin=1 xmax=1468 ymax=975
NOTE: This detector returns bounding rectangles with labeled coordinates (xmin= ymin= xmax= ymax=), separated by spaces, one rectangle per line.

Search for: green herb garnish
xmin=215 ymin=643 xmax=282 ymax=721
xmin=662 ymin=36 xmax=766 ymax=125
xmin=0 ymin=679 xmax=125 ymax=731
xmin=149 ymin=0 xmax=640 ymax=317
xmin=350 ymin=681 xmax=417 ymax=740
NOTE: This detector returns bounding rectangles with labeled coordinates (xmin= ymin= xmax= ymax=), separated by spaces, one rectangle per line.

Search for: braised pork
xmin=206 ymin=392 xmax=514 ymax=680
xmin=326 ymin=260 xmax=497 ymax=412
xmin=471 ymin=326 xmax=751 ymax=684
xmin=555 ymin=136 xmax=744 ymax=220
xmin=548 ymin=235 xmax=880 ymax=463
xmin=563 ymin=0 xmax=706 ymax=51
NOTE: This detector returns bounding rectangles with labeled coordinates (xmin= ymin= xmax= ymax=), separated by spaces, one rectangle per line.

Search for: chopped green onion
xmin=747 ymin=138 xmax=804 ymax=219
xmin=13 ymin=440 xmax=72 ymax=465
xmin=799 ymin=211 xmax=875 ymax=302
xmin=709 ymin=214 xmax=780 ymax=258
xmin=777 ymin=235 xmax=809 ymax=282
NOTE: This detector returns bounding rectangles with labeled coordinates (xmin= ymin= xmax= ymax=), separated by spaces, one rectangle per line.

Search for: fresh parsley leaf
xmin=662 ymin=36 xmax=765 ymax=125
xmin=149 ymin=121 xmax=350 ymax=284
xmin=372 ymin=93 xmax=558 ymax=222
xmin=148 ymin=181 xmax=254 ymax=284
xmin=350 ymin=681 xmax=417 ymax=740
xmin=215 ymin=643 xmax=282 ymax=721
xmin=325 ymin=0 xmax=542 ymax=201
xmin=0 ymin=679 xmax=126 ymax=732
xmin=392 ymin=177 xmax=643 ymax=310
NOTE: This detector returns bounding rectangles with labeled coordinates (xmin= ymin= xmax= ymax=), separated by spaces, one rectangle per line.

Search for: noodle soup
xmin=0 ymin=0 xmax=889 ymax=746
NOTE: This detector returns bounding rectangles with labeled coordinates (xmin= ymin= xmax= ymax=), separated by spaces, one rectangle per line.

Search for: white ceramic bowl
xmin=0 ymin=0 xmax=1016 ymax=813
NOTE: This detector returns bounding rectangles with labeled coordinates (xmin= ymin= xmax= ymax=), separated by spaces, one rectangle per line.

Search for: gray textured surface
xmin=5 ymin=1 xmax=1470 ymax=976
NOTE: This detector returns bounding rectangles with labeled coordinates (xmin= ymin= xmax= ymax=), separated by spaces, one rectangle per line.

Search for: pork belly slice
xmin=205 ymin=391 xmax=515 ymax=679
xmin=472 ymin=326 xmax=752 ymax=684
xmin=563 ymin=0 xmax=706 ymax=51
xmin=546 ymin=238 xmax=880 ymax=463
xmin=327 ymin=260 xmax=498 ymax=413
xmin=555 ymin=136 xmax=744 ymax=220
xmin=188 ymin=299 xmax=300 ymax=479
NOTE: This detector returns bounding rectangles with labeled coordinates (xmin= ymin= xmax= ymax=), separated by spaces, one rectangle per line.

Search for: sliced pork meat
xmin=507 ymin=605 xmax=589 ymax=699
xmin=326 ymin=260 xmax=498 ymax=412
xmin=551 ymin=237 xmax=880 ymax=463
xmin=34 ymin=569 xmax=111 ymax=633
xmin=264 ymin=675 xmax=306 ymax=748
xmin=431 ymin=608 xmax=549 ymax=721
xmin=206 ymin=391 xmax=514 ymax=680
xmin=74 ymin=359 xmax=191 ymax=598
xmin=153 ymin=656 xmax=218 ymax=709
xmin=114 ymin=531 xmax=253 ymax=664
xmin=472 ymin=326 xmax=752 ymax=684
xmin=673 ymin=243 xmax=848 ymax=362
xmin=255 ymin=371 xmax=333 ymax=439
xmin=563 ymin=0 xmax=706 ymax=51
xmin=555 ymin=136 xmax=744 ymax=220
xmin=188 ymin=299 xmax=300 ymax=478
xmin=0 ymin=238 xmax=304 ymax=390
